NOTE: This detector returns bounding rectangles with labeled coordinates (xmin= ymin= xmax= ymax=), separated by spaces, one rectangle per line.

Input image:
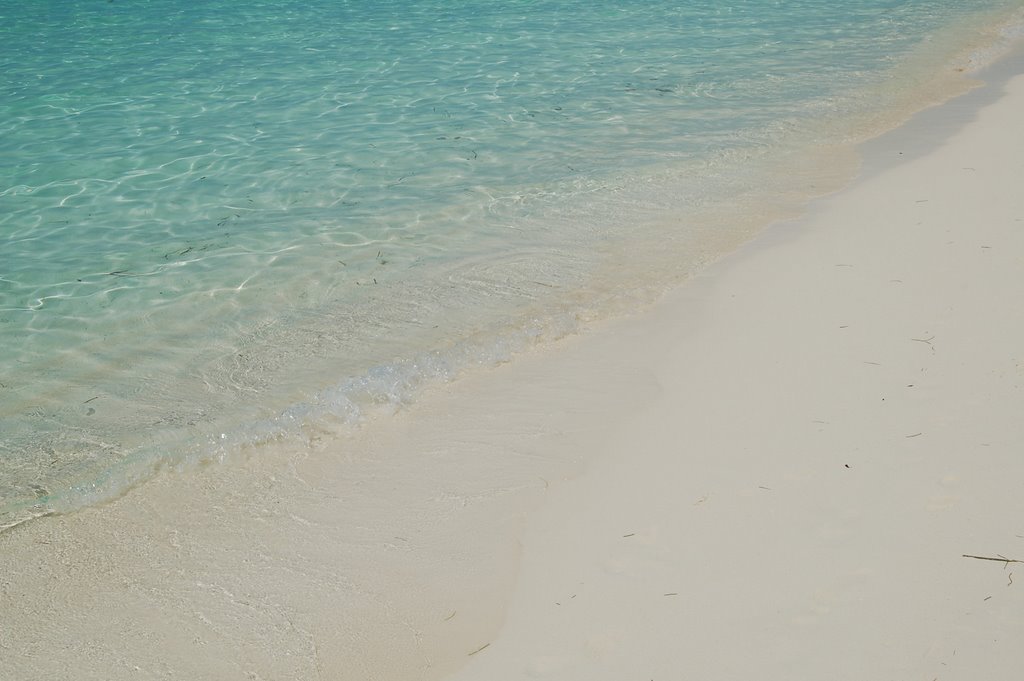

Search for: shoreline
xmin=440 ymin=48 xmax=1024 ymax=680
xmin=6 ymin=8 xmax=1021 ymax=535
xmin=2 ymin=41 xmax=1023 ymax=681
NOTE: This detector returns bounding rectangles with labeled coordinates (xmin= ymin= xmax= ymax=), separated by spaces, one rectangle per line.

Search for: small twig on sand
xmin=468 ymin=643 xmax=490 ymax=656
xmin=963 ymin=554 xmax=1024 ymax=565
xmin=912 ymin=335 xmax=936 ymax=353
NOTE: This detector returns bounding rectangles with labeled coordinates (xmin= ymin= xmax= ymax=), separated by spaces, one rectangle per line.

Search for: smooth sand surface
xmin=440 ymin=65 xmax=1024 ymax=679
xmin=2 ymin=53 xmax=1022 ymax=681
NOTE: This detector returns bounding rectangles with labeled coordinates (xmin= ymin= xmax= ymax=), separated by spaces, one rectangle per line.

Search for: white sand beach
xmin=2 ymin=47 xmax=1023 ymax=681
xmin=439 ymin=59 xmax=1024 ymax=680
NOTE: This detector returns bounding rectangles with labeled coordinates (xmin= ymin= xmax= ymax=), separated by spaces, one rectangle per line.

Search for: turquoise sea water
xmin=2 ymin=0 xmax=1022 ymax=530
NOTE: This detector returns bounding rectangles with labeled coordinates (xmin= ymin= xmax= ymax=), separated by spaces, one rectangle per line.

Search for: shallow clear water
xmin=2 ymin=0 xmax=1022 ymax=528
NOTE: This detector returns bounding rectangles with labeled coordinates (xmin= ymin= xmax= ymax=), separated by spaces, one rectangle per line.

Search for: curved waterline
xmin=2 ymin=0 xmax=1023 ymax=530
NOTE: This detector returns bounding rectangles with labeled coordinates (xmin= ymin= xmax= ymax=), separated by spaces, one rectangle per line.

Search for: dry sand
xmin=2 ymin=50 xmax=1023 ymax=681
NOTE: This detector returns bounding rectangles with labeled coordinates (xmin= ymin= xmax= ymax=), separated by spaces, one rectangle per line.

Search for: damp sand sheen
xmin=2 ymin=2 xmax=1024 ymax=679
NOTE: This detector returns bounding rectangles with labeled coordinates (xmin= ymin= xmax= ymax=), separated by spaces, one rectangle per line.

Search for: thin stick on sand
xmin=962 ymin=554 xmax=1024 ymax=565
